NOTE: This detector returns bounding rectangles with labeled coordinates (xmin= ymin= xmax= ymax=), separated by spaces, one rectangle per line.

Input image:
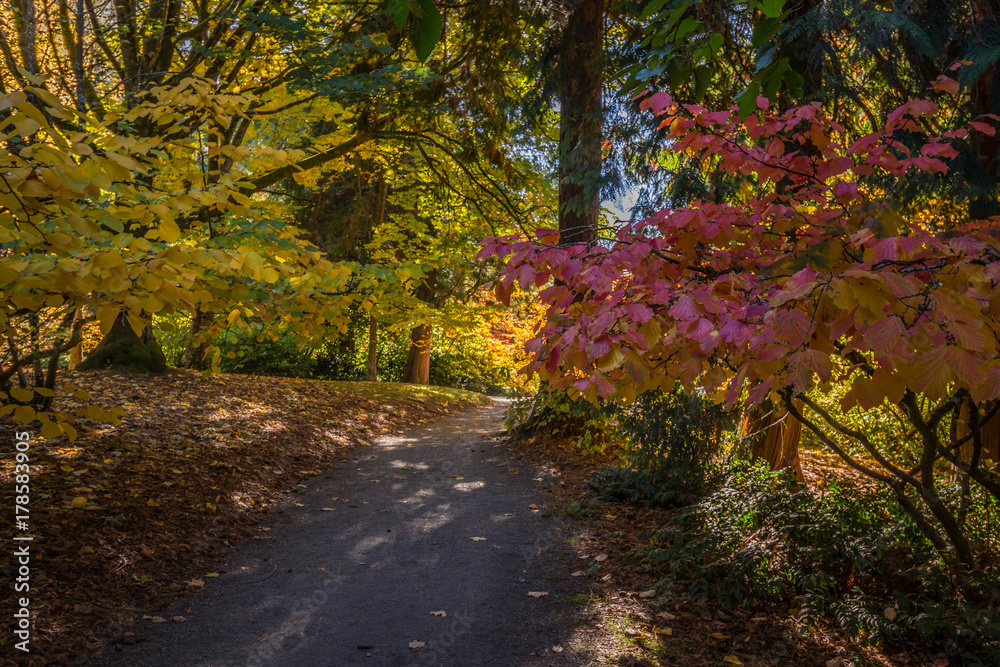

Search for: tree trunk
xmin=182 ymin=308 xmax=213 ymax=370
xmin=78 ymin=316 xmax=167 ymax=373
xmin=744 ymin=401 xmax=805 ymax=483
xmin=958 ymin=399 xmax=1000 ymax=465
xmin=404 ymin=324 xmax=431 ymax=385
xmin=557 ymin=0 xmax=604 ymax=245
xmin=366 ymin=315 xmax=378 ymax=382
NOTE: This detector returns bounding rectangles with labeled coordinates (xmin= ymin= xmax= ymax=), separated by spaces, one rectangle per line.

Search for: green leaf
xmin=693 ymin=65 xmax=711 ymax=101
xmin=410 ymin=0 xmax=442 ymax=62
xmin=751 ymin=17 xmax=781 ymax=48
xmin=386 ymin=0 xmax=409 ymax=30
xmin=640 ymin=0 xmax=671 ymax=21
xmin=709 ymin=32 xmax=724 ymax=57
xmin=755 ymin=0 xmax=786 ymax=18
xmin=736 ymin=81 xmax=760 ymax=119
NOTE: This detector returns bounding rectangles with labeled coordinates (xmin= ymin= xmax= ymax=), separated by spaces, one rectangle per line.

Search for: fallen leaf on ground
xmin=171 ymin=616 xmax=185 ymax=622
xmin=723 ymin=657 xmax=742 ymax=666
xmin=408 ymin=641 xmax=425 ymax=649
xmin=186 ymin=579 xmax=204 ymax=587
xmin=146 ymin=499 xmax=160 ymax=507
xmin=657 ymin=611 xmax=677 ymax=621
xmin=470 ymin=537 xmax=486 ymax=541
xmin=527 ymin=591 xmax=548 ymax=598
xmin=826 ymin=659 xmax=843 ymax=667
xmin=884 ymin=606 xmax=897 ymax=621
xmin=624 ymin=628 xmax=638 ymax=636
xmin=321 ymin=507 xmax=335 ymax=511
xmin=552 ymin=645 xmax=564 ymax=652
xmin=70 ymin=497 xmax=87 ymax=508
xmin=639 ymin=589 xmax=656 ymax=598
xmin=594 ymin=554 xmax=607 ymax=562
xmin=430 ymin=610 xmax=446 ymax=617
xmin=571 ymin=570 xmax=585 ymax=577
xmin=528 ymin=503 xmax=537 ymax=509
xmin=653 ymin=626 xmax=672 ymax=636
xmin=711 ymin=632 xmax=729 ymax=639
xmin=205 ymin=572 xmax=219 ymax=578
xmin=142 ymin=616 xmax=166 ymax=623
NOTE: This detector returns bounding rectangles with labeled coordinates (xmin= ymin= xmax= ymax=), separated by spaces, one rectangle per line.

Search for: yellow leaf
xmin=70 ymin=497 xmax=88 ymax=508
xmin=13 ymin=405 xmax=35 ymax=423
xmin=96 ymin=304 xmax=120 ymax=335
xmin=146 ymin=499 xmax=160 ymax=507
xmin=60 ymin=464 xmax=74 ymax=472
xmin=723 ymin=657 xmax=742 ymax=666
xmin=205 ymin=572 xmax=219 ymax=578
xmin=158 ymin=217 xmax=181 ymax=243
xmin=93 ymin=250 xmax=125 ymax=269
xmin=10 ymin=387 xmax=33 ymax=402
xmin=40 ymin=422 xmax=63 ymax=439
xmin=653 ymin=626 xmax=672 ymax=636
xmin=470 ymin=537 xmax=486 ymax=541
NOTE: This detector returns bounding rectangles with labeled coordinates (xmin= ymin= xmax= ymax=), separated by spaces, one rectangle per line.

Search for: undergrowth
xmin=623 ymin=462 xmax=1000 ymax=665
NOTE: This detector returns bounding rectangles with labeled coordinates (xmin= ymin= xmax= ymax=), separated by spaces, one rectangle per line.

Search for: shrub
xmin=504 ymin=388 xmax=617 ymax=455
xmin=624 ymin=462 xmax=1000 ymax=664
xmin=215 ymin=325 xmax=317 ymax=378
xmin=588 ymin=388 xmax=738 ymax=506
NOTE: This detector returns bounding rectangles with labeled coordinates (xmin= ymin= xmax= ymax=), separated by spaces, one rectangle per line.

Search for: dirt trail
xmin=95 ymin=400 xmax=586 ymax=667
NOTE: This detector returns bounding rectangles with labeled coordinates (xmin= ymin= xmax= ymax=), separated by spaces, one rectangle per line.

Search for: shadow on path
xmin=96 ymin=400 xmax=588 ymax=667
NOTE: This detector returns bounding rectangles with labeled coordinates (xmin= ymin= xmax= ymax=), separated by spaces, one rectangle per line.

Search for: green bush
xmin=215 ymin=325 xmax=317 ymax=378
xmin=504 ymin=388 xmax=617 ymax=455
xmin=623 ymin=461 xmax=1000 ymax=664
xmin=429 ymin=347 xmax=510 ymax=395
xmin=152 ymin=312 xmax=192 ymax=367
xmin=588 ymin=388 xmax=737 ymax=506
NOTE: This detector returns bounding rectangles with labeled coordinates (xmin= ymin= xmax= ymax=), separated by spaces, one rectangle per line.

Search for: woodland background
xmin=3 ymin=0 xmax=1000 ymax=665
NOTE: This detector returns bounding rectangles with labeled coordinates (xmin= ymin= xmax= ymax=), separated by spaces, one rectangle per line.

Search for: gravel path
xmin=96 ymin=399 xmax=585 ymax=667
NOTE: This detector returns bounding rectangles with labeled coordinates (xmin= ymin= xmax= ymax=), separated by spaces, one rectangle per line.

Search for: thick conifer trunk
xmin=557 ymin=0 xmax=604 ymax=245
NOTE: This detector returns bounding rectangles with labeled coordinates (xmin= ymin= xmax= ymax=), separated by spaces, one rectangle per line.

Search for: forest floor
xmin=0 ymin=373 xmax=936 ymax=666
xmin=507 ymin=435 xmax=935 ymax=667
xmin=0 ymin=371 xmax=489 ymax=665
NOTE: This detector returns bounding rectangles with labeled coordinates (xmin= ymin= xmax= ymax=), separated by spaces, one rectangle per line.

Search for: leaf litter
xmin=0 ymin=370 xmax=486 ymax=665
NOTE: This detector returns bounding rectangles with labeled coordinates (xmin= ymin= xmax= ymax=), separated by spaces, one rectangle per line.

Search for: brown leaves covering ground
xmin=0 ymin=370 xmax=488 ymax=665
xmin=507 ymin=433 xmax=933 ymax=667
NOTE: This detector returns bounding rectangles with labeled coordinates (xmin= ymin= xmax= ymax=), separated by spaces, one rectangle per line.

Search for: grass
xmin=323 ymin=380 xmax=492 ymax=407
